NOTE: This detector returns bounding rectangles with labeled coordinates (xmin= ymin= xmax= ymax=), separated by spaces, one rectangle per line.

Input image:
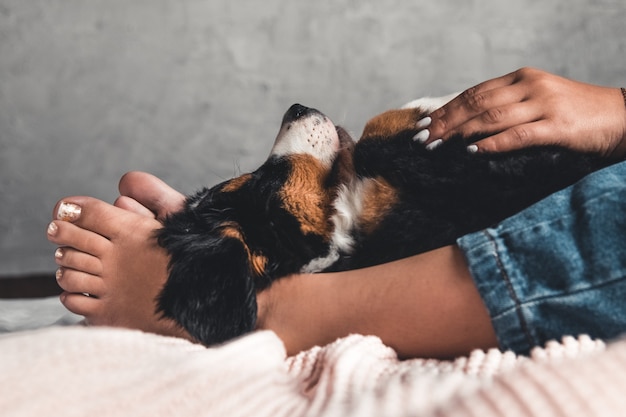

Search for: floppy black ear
xmin=156 ymin=212 xmax=257 ymax=346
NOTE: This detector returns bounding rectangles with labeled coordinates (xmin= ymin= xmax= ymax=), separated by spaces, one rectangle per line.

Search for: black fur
xmin=157 ymin=156 xmax=333 ymax=344
xmin=338 ymin=130 xmax=613 ymax=270
xmin=157 ymin=106 xmax=618 ymax=346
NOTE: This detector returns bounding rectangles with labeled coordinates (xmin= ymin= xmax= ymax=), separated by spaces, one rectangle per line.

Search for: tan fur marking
xmin=221 ymin=225 xmax=267 ymax=277
xmin=250 ymin=254 xmax=268 ymax=277
xmin=221 ymin=173 xmax=252 ymax=193
xmin=280 ymin=154 xmax=333 ymax=238
xmin=359 ymin=178 xmax=398 ymax=235
xmin=361 ymin=108 xmax=428 ymax=141
xmin=221 ymin=225 xmax=244 ymax=241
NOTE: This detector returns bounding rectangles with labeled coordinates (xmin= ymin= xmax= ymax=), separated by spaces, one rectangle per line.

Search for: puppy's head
xmin=157 ymin=104 xmax=354 ymax=345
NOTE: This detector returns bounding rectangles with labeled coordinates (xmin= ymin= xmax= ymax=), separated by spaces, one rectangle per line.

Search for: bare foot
xmin=114 ymin=171 xmax=186 ymax=219
xmin=47 ymin=195 xmax=191 ymax=340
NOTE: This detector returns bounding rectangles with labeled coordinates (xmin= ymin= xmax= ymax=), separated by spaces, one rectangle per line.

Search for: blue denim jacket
xmin=458 ymin=161 xmax=626 ymax=354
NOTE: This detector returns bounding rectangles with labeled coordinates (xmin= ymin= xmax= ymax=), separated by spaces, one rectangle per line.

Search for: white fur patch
xmin=270 ymin=113 xmax=339 ymax=167
xmin=401 ymin=92 xmax=459 ymax=112
xmin=299 ymin=179 xmax=367 ymax=273
xmin=299 ymin=96 xmax=459 ymax=273
xmin=300 ymin=244 xmax=340 ymax=273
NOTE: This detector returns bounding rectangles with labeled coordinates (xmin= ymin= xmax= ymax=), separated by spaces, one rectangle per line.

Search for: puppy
xmin=157 ymin=97 xmax=617 ymax=346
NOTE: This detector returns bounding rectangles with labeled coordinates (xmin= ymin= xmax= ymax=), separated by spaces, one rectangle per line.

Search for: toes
xmin=60 ymin=292 xmax=101 ymax=319
xmin=56 ymin=268 xmax=105 ymax=298
xmin=47 ymin=219 xmax=111 ymax=257
xmin=55 ymin=247 xmax=103 ymax=276
xmin=114 ymin=195 xmax=157 ymax=218
xmin=118 ymin=171 xmax=186 ymax=220
xmin=52 ymin=196 xmax=156 ymax=240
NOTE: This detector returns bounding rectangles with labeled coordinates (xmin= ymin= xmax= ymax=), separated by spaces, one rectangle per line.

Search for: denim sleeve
xmin=457 ymin=161 xmax=626 ymax=355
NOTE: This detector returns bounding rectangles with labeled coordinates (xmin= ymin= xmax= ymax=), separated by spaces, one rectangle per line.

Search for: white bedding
xmin=0 ymin=297 xmax=81 ymax=333
xmin=1 ymin=320 xmax=625 ymax=417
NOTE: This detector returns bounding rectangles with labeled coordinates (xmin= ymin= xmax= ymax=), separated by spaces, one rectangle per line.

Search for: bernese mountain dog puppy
xmin=157 ymin=97 xmax=618 ymax=346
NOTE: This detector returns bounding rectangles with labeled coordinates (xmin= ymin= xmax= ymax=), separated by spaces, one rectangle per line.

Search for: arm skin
xmin=256 ymin=245 xmax=497 ymax=359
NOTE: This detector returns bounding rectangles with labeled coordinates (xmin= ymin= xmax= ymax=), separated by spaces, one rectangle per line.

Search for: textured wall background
xmin=1 ymin=0 xmax=626 ymax=275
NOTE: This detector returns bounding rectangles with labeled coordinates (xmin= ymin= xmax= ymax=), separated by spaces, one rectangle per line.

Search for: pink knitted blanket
xmin=0 ymin=326 xmax=624 ymax=416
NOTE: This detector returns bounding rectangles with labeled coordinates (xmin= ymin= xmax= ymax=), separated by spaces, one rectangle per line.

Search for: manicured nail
xmin=55 ymin=268 xmax=63 ymax=281
xmin=54 ymin=248 xmax=64 ymax=259
xmin=413 ymin=129 xmax=430 ymax=143
xmin=415 ymin=116 xmax=432 ymax=130
xmin=425 ymin=139 xmax=443 ymax=151
xmin=467 ymin=144 xmax=479 ymax=153
xmin=47 ymin=222 xmax=59 ymax=236
xmin=57 ymin=202 xmax=82 ymax=222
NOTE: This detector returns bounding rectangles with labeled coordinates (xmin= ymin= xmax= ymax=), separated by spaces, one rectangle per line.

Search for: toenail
xmin=54 ymin=248 xmax=64 ymax=259
xmin=57 ymin=202 xmax=82 ymax=222
xmin=55 ymin=268 xmax=63 ymax=280
xmin=47 ymin=222 xmax=58 ymax=236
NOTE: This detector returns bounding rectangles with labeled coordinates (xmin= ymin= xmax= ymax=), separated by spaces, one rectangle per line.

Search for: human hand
xmin=416 ymin=67 xmax=626 ymax=157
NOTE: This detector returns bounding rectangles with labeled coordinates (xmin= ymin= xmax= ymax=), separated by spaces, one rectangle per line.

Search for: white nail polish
xmin=426 ymin=139 xmax=443 ymax=151
xmin=413 ymin=129 xmax=430 ymax=143
xmin=467 ymin=144 xmax=479 ymax=153
xmin=56 ymin=268 xmax=63 ymax=281
xmin=47 ymin=222 xmax=58 ymax=236
xmin=57 ymin=202 xmax=82 ymax=222
xmin=55 ymin=248 xmax=64 ymax=259
xmin=415 ymin=116 xmax=432 ymax=130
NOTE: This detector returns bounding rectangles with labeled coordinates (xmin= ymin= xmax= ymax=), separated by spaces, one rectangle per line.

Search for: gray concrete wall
xmin=1 ymin=0 xmax=626 ymax=275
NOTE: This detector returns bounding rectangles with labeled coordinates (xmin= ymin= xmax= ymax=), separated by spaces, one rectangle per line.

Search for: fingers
xmin=425 ymin=79 xmax=527 ymax=145
xmin=118 ymin=171 xmax=186 ymax=220
xmin=468 ymin=120 xmax=558 ymax=153
xmin=450 ymin=101 xmax=543 ymax=142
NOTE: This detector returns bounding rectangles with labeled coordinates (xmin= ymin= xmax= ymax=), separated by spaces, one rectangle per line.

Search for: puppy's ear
xmin=156 ymin=213 xmax=257 ymax=346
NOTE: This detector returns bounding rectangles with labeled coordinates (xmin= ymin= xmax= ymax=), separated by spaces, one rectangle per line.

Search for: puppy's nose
xmin=282 ymin=103 xmax=320 ymax=124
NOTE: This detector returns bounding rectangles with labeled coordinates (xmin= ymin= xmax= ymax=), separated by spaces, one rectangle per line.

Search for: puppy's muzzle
xmin=270 ymin=104 xmax=341 ymax=167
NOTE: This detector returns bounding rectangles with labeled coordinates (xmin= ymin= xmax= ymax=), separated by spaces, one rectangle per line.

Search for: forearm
xmin=257 ymin=245 xmax=498 ymax=359
xmin=615 ymin=87 xmax=626 ymax=157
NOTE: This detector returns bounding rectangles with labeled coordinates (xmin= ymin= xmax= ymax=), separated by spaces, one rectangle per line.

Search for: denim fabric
xmin=458 ymin=161 xmax=626 ymax=355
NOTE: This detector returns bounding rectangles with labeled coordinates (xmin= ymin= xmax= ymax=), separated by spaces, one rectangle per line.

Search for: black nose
xmin=282 ymin=103 xmax=319 ymax=124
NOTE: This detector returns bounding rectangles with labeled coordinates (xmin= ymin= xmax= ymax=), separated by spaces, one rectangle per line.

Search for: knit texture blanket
xmin=1 ymin=326 xmax=625 ymax=417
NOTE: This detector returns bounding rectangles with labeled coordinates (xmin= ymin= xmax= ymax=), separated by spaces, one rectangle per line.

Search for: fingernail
xmin=467 ymin=144 xmax=479 ymax=153
xmin=56 ymin=268 xmax=63 ymax=281
xmin=415 ymin=116 xmax=432 ymax=130
xmin=54 ymin=248 xmax=64 ymax=259
xmin=413 ymin=129 xmax=430 ymax=143
xmin=426 ymin=139 xmax=443 ymax=151
xmin=47 ymin=222 xmax=58 ymax=236
xmin=57 ymin=202 xmax=82 ymax=222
